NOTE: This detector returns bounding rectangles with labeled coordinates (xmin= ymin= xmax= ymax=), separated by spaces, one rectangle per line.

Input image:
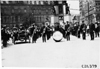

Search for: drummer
xmin=41 ymin=23 xmax=47 ymax=42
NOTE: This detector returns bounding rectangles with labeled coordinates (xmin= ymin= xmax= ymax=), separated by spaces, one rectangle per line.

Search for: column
xmin=54 ymin=5 xmax=59 ymax=15
xmin=63 ymin=4 xmax=66 ymax=15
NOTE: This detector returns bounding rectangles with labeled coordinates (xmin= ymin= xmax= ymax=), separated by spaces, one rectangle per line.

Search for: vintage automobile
xmin=12 ymin=27 xmax=30 ymax=44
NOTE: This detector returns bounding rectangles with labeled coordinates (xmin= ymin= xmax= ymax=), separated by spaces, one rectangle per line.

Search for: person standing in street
xmin=95 ymin=22 xmax=99 ymax=37
xmin=32 ymin=26 xmax=38 ymax=43
xmin=41 ymin=24 xmax=47 ymax=43
xmin=65 ymin=21 xmax=70 ymax=41
xmin=1 ymin=25 xmax=10 ymax=47
xmin=80 ymin=21 xmax=87 ymax=40
xmin=77 ymin=22 xmax=81 ymax=38
xmin=89 ymin=22 xmax=95 ymax=40
xmin=28 ymin=23 xmax=35 ymax=37
xmin=46 ymin=24 xmax=51 ymax=40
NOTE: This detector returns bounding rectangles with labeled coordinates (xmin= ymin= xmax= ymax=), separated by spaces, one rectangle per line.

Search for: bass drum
xmin=53 ymin=31 xmax=63 ymax=42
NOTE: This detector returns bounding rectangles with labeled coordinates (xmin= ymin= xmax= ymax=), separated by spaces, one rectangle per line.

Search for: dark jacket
xmin=89 ymin=23 xmax=95 ymax=32
xmin=65 ymin=24 xmax=70 ymax=31
xmin=1 ymin=29 xmax=10 ymax=41
xmin=80 ymin=24 xmax=87 ymax=33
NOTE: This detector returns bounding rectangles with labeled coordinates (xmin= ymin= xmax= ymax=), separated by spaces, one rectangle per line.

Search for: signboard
xmin=59 ymin=16 xmax=63 ymax=20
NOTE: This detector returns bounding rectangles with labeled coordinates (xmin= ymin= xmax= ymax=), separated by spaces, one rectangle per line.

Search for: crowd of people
xmin=1 ymin=21 xmax=100 ymax=48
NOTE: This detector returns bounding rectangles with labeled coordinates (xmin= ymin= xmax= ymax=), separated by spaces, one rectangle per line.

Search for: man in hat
xmin=41 ymin=24 xmax=47 ymax=42
xmin=95 ymin=22 xmax=99 ymax=37
xmin=28 ymin=23 xmax=35 ymax=36
xmin=89 ymin=22 xmax=95 ymax=40
xmin=76 ymin=22 xmax=81 ymax=38
xmin=32 ymin=26 xmax=38 ymax=43
xmin=65 ymin=21 xmax=71 ymax=41
xmin=80 ymin=21 xmax=87 ymax=40
xmin=1 ymin=25 xmax=10 ymax=47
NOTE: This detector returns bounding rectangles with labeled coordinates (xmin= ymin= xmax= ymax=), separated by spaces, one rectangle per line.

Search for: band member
xmin=65 ymin=21 xmax=70 ymax=41
xmin=95 ymin=22 xmax=99 ymax=37
xmin=32 ymin=26 xmax=38 ymax=43
xmin=66 ymin=27 xmax=70 ymax=41
xmin=89 ymin=22 xmax=95 ymax=40
xmin=77 ymin=22 xmax=81 ymax=38
xmin=87 ymin=25 xmax=90 ymax=36
xmin=73 ymin=23 xmax=78 ymax=36
xmin=80 ymin=21 xmax=87 ymax=40
xmin=1 ymin=25 xmax=10 ymax=47
xmin=12 ymin=26 xmax=19 ymax=41
xmin=28 ymin=23 xmax=35 ymax=36
xmin=41 ymin=24 xmax=47 ymax=42
xmin=46 ymin=25 xmax=51 ymax=40
xmin=19 ymin=24 xmax=25 ymax=31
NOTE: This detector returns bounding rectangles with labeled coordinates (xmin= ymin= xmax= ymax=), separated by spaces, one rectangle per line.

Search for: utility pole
xmin=87 ymin=0 xmax=90 ymax=25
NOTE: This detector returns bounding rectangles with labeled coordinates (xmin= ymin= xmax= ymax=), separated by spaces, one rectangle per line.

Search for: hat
xmin=19 ymin=24 xmax=23 ymax=26
xmin=3 ymin=25 xmax=7 ymax=28
xmin=82 ymin=21 xmax=84 ymax=22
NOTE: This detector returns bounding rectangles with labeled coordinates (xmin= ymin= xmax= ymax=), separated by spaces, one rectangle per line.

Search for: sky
xmin=67 ymin=0 xmax=80 ymax=15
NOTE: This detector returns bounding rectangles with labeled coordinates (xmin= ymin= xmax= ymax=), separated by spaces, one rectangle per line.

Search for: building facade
xmin=1 ymin=0 xmax=69 ymax=27
xmin=1 ymin=1 xmax=55 ymax=27
xmin=79 ymin=0 xmax=100 ymax=25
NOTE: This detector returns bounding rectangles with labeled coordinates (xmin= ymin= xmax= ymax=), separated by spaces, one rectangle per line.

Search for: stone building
xmin=1 ymin=1 xmax=54 ymax=27
xmin=1 ymin=0 xmax=69 ymax=27
xmin=79 ymin=0 xmax=100 ymax=25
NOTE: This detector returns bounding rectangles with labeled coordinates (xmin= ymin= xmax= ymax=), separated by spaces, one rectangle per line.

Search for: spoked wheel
xmin=28 ymin=36 xmax=31 ymax=43
xmin=25 ymin=38 xmax=27 ymax=43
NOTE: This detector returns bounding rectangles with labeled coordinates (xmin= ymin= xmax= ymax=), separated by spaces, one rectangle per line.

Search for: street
xmin=2 ymin=35 xmax=100 ymax=68
xmin=1 ymin=0 xmax=100 ymax=68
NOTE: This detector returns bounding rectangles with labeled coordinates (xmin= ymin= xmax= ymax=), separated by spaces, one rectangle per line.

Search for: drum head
xmin=53 ymin=31 xmax=63 ymax=42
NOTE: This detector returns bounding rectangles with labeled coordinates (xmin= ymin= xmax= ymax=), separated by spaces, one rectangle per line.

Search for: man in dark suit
xmin=28 ymin=23 xmax=35 ymax=36
xmin=65 ymin=21 xmax=70 ymax=41
xmin=95 ymin=22 xmax=99 ymax=37
xmin=41 ymin=24 xmax=47 ymax=42
xmin=32 ymin=26 xmax=38 ymax=43
xmin=1 ymin=25 xmax=10 ymax=47
xmin=89 ymin=22 xmax=95 ymax=40
xmin=46 ymin=25 xmax=52 ymax=40
xmin=77 ymin=22 xmax=81 ymax=38
xmin=80 ymin=21 xmax=87 ymax=40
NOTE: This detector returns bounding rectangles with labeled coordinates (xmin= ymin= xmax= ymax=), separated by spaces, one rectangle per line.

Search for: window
xmin=36 ymin=1 xmax=39 ymax=5
xmin=48 ymin=1 xmax=50 ymax=5
xmin=18 ymin=16 xmax=20 ymax=22
xmin=41 ymin=16 xmax=44 ymax=22
xmin=39 ymin=1 xmax=41 ymax=5
xmin=43 ymin=1 xmax=48 ymax=5
xmin=41 ymin=1 xmax=43 ymax=5
xmin=38 ymin=16 xmax=40 ymax=22
xmin=50 ymin=1 xmax=53 ymax=5
xmin=0 ymin=1 xmax=3 ymax=4
xmin=34 ymin=1 xmax=36 ymax=5
xmin=30 ymin=1 xmax=32 ymax=4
